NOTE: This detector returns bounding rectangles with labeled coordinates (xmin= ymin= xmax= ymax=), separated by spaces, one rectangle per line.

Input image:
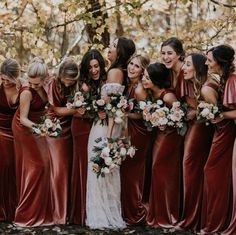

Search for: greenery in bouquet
xmin=91 ymin=136 xmax=136 ymax=178
xmin=32 ymin=116 xmax=62 ymax=137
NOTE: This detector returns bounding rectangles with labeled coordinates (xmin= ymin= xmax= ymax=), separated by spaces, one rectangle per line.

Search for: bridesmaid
xmin=144 ymin=63 xmax=183 ymax=229
xmin=70 ymin=49 xmax=106 ymax=225
xmin=0 ymin=59 xmax=20 ymax=222
xmin=120 ymin=55 xmax=152 ymax=225
xmin=46 ymin=58 xmax=79 ymax=224
xmin=161 ymin=37 xmax=185 ymax=99
xmin=12 ymin=57 xmax=53 ymax=227
xmin=177 ymin=53 xmax=216 ymax=232
xmin=201 ymin=45 xmax=236 ymax=234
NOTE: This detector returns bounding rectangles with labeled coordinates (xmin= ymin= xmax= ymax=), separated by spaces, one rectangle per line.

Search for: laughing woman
xmin=177 ymin=53 xmax=216 ymax=232
xmin=12 ymin=57 xmax=53 ymax=227
xmin=0 ymin=59 xmax=21 ymax=222
xmin=46 ymin=58 xmax=80 ymax=225
xmin=144 ymin=63 xmax=184 ymax=229
xmin=70 ymin=49 xmax=106 ymax=225
xmin=120 ymin=55 xmax=152 ymax=225
xmin=201 ymin=45 xmax=236 ymax=234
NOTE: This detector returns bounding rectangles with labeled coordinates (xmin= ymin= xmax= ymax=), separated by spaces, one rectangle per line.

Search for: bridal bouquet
xmin=32 ymin=117 xmax=62 ymax=137
xmin=105 ymin=94 xmax=133 ymax=124
xmin=196 ymin=101 xmax=221 ymax=125
xmin=91 ymin=137 xmax=136 ymax=178
xmin=92 ymin=94 xmax=133 ymax=125
xmin=139 ymin=99 xmax=169 ymax=131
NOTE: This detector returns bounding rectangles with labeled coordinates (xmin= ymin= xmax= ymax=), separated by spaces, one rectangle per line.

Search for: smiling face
xmin=182 ymin=56 xmax=195 ymax=81
xmin=128 ymin=57 xmax=143 ymax=81
xmin=89 ymin=59 xmax=100 ymax=81
xmin=161 ymin=45 xmax=181 ymax=69
xmin=1 ymin=74 xmax=16 ymax=88
xmin=107 ymin=38 xmax=118 ymax=63
xmin=141 ymin=69 xmax=154 ymax=89
xmin=28 ymin=77 xmax=44 ymax=91
xmin=205 ymin=51 xmax=222 ymax=75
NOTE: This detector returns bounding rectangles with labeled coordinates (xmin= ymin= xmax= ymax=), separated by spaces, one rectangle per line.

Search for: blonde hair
xmin=27 ymin=57 xmax=48 ymax=80
xmin=129 ymin=54 xmax=150 ymax=71
xmin=57 ymin=58 xmax=79 ymax=81
xmin=0 ymin=58 xmax=20 ymax=82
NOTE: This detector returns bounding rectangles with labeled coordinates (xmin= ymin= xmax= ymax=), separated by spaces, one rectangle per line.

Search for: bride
xmin=86 ymin=37 xmax=136 ymax=229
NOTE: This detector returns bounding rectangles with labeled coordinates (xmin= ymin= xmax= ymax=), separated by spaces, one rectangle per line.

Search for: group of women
xmin=0 ymin=35 xmax=236 ymax=235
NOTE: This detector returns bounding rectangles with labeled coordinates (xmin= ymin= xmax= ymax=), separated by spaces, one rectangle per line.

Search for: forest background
xmin=0 ymin=0 xmax=235 ymax=70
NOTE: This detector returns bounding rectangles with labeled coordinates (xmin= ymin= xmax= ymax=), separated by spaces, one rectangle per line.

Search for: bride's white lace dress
xmin=86 ymin=83 xmax=126 ymax=229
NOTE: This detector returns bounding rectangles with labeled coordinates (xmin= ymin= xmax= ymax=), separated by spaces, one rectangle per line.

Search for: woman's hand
xmin=211 ymin=113 xmax=224 ymax=124
xmin=186 ymin=109 xmax=198 ymax=121
xmin=159 ymin=125 xmax=167 ymax=131
xmin=74 ymin=107 xmax=86 ymax=117
xmin=98 ymin=111 xmax=106 ymax=120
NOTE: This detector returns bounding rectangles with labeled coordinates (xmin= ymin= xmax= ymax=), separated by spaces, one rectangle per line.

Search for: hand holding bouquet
xmin=91 ymin=137 xmax=136 ymax=178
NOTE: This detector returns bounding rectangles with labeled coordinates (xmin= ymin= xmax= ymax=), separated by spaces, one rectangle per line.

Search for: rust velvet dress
xmin=12 ymin=87 xmax=53 ymax=227
xmin=147 ymin=90 xmax=184 ymax=228
xmin=120 ymin=85 xmax=152 ymax=225
xmin=201 ymin=74 xmax=236 ymax=234
xmin=69 ymin=115 xmax=92 ymax=225
xmin=0 ymin=84 xmax=18 ymax=222
xmin=178 ymin=81 xmax=215 ymax=232
xmin=221 ymin=74 xmax=236 ymax=235
xmin=46 ymin=79 xmax=73 ymax=224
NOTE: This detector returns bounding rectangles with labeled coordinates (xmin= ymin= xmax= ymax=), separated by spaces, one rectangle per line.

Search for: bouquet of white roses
xmin=91 ymin=136 xmax=136 ymax=178
xmin=139 ymin=99 xmax=169 ymax=131
xmin=196 ymin=101 xmax=220 ymax=125
xmin=32 ymin=117 xmax=62 ymax=137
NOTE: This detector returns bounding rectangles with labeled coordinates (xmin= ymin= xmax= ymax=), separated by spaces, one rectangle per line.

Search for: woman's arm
xmin=20 ymin=90 xmax=35 ymax=128
xmin=201 ymin=86 xmax=218 ymax=105
xmin=51 ymin=106 xmax=77 ymax=116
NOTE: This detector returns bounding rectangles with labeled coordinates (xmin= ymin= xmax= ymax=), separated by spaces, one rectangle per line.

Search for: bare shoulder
xmin=163 ymin=92 xmax=177 ymax=104
xmin=107 ymin=68 xmax=123 ymax=84
xmin=20 ymin=89 xmax=32 ymax=101
xmin=134 ymin=83 xmax=147 ymax=101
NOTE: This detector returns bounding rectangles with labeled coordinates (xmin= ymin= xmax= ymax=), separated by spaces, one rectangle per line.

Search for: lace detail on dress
xmin=86 ymin=83 xmax=126 ymax=230
xmin=101 ymin=83 xmax=125 ymax=97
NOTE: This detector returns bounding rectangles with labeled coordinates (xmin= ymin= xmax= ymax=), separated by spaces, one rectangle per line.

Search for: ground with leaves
xmin=0 ymin=223 xmax=197 ymax=235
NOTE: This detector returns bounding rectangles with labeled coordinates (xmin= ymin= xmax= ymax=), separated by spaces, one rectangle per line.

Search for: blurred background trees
xmin=0 ymin=0 xmax=235 ymax=68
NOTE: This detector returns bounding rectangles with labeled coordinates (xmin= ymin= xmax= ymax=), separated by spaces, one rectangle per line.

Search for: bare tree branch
xmin=209 ymin=0 xmax=236 ymax=8
xmin=13 ymin=3 xmax=28 ymax=22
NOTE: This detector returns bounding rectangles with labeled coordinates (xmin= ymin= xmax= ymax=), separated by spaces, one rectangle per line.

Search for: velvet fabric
xmin=12 ymin=87 xmax=53 ymax=227
xmin=69 ymin=117 xmax=92 ymax=225
xmin=0 ymin=85 xmax=18 ymax=222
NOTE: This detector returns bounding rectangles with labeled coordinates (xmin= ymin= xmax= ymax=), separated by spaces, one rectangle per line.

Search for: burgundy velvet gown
xmin=46 ymin=79 xmax=73 ymax=224
xmin=201 ymin=74 xmax=236 ymax=234
xmin=69 ymin=116 xmax=92 ymax=225
xmin=12 ymin=87 xmax=53 ymax=227
xmin=147 ymin=90 xmax=184 ymax=228
xmin=178 ymin=82 xmax=215 ymax=232
xmin=120 ymin=85 xmax=152 ymax=225
xmin=0 ymin=84 xmax=18 ymax=222
xmin=220 ymin=74 xmax=236 ymax=235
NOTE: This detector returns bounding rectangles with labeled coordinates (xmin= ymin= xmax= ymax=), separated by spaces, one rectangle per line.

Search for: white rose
xmin=101 ymin=167 xmax=110 ymax=174
xmin=75 ymin=100 xmax=83 ymax=107
xmin=106 ymin=103 xmax=112 ymax=110
xmin=66 ymin=102 xmax=73 ymax=109
xmin=127 ymin=146 xmax=136 ymax=158
xmin=44 ymin=119 xmax=53 ymax=128
xmin=120 ymin=147 xmax=127 ymax=156
xmin=139 ymin=101 xmax=146 ymax=110
xmin=96 ymin=99 xmax=105 ymax=106
xmin=156 ymin=99 xmax=163 ymax=105
xmin=32 ymin=127 xmax=41 ymax=134
xmin=201 ymin=108 xmax=210 ymax=117
xmin=101 ymin=147 xmax=110 ymax=158
xmin=104 ymin=157 xmax=113 ymax=166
